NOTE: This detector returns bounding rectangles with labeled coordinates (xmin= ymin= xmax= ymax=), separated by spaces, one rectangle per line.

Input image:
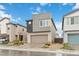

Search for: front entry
xmin=19 ymin=35 xmax=23 ymax=41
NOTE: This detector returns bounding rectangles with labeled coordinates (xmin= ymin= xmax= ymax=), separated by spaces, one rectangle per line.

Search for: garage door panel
xmin=31 ymin=35 xmax=48 ymax=44
xmin=68 ymin=34 xmax=79 ymax=44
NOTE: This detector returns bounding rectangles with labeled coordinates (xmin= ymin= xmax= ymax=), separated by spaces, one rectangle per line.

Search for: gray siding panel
xmin=32 ymin=13 xmax=51 ymax=32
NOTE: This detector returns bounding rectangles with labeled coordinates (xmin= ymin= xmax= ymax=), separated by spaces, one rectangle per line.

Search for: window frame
xmin=71 ymin=17 xmax=74 ymax=25
xmin=39 ymin=20 xmax=48 ymax=27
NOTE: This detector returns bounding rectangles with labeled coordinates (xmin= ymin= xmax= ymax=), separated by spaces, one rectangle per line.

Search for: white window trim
xmin=66 ymin=16 xmax=79 ymax=25
xmin=39 ymin=20 xmax=48 ymax=27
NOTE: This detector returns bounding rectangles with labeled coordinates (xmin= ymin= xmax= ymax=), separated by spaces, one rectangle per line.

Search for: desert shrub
xmin=10 ymin=39 xmax=24 ymax=46
xmin=42 ymin=42 xmax=52 ymax=48
xmin=61 ymin=43 xmax=73 ymax=50
xmin=19 ymin=41 xmax=24 ymax=45
xmin=42 ymin=45 xmax=49 ymax=48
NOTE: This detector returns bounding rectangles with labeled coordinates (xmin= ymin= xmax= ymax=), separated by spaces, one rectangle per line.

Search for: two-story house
xmin=27 ymin=13 xmax=57 ymax=45
xmin=0 ymin=17 xmax=27 ymax=43
xmin=62 ymin=9 xmax=79 ymax=48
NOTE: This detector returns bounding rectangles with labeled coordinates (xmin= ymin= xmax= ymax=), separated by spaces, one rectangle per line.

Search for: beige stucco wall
xmin=7 ymin=24 xmax=16 ymax=42
xmin=7 ymin=24 xmax=27 ymax=42
xmin=0 ymin=18 xmax=10 ymax=34
xmin=49 ymin=20 xmax=56 ymax=42
xmin=15 ymin=25 xmax=27 ymax=42
xmin=0 ymin=18 xmax=27 ymax=42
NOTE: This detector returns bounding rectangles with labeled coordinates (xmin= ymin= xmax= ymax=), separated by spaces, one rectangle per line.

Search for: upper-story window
xmin=66 ymin=16 xmax=79 ymax=25
xmin=22 ymin=29 xmax=24 ymax=31
xmin=16 ymin=25 xmax=17 ymax=27
xmin=8 ymin=27 xmax=10 ymax=30
xmin=74 ymin=16 xmax=79 ymax=24
xmin=65 ymin=17 xmax=70 ymax=25
xmin=71 ymin=17 xmax=74 ymax=24
xmin=39 ymin=20 xmax=48 ymax=27
xmin=71 ymin=16 xmax=79 ymax=25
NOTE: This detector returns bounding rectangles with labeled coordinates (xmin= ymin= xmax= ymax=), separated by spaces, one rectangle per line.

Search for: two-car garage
xmin=31 ymin=34 xmax=48 ymax=44
xmin=68 ymin=34 xmax=79 ymax=48
xmin=27 ymin=32 xmax=52 ymax=45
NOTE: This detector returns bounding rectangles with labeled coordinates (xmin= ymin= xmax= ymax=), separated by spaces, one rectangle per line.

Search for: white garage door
xmin=31 ymin=35 xmax=48 ymax=44
xmin=68 ymin=34 xmax=79 ymax=45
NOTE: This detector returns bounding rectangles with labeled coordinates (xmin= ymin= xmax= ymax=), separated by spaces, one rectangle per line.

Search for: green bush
xmin=2 ymin=40 xmax=9 ymax=44
xmin=42 ymin=45 xmax=49 ymax=48
xmin=45 ymin=42 xmax=51 ymax=46
xmin=61 ymin=43 xmax=73 ymax=50
xmin=11 ymin=39 xmax=24 ymax=46
xmin=42 ymin=42 xmax=51 ymax=48
xmin=19 ymin=41 xmax=24 ymax=45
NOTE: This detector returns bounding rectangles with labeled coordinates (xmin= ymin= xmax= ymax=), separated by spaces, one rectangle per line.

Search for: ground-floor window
xmin=15 ymin=35 xmax=18 ymax=40
xmin=19 ymin=35 xmax=23 ymax=41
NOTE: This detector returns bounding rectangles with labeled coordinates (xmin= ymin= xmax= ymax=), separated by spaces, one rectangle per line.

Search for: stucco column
xmin=64 ymin=32 xmax=68 ymax=43
xmin=48 ymin=32 xmax=52 ymax=42
xmin=27 ymin=33 xmax=31 ymax=43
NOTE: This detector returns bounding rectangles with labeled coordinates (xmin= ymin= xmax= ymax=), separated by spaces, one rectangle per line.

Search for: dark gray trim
xmin=27 ymin=31 xmax=51 ymax=33
xmin=62 ymin=17 xmax=64 ymax=30
xmin=64 ymin=30 xmax=79 ymax=32
xmin=0 ymin=17 xmax=10 ymax=22
xmin=51 ymin=18 xmax=57 ymax=31
xmin=6 ymin=23 xmax=26 ymax=28
xmin=64 ymin=9 xmax=79 ymax=16
xmin=27 ymin=20 xmax=33 ymax=32
xmin=6 ymin=23 xmax=16 ymax=25
xmin=16 ymin=24 xmax=26 ymax=28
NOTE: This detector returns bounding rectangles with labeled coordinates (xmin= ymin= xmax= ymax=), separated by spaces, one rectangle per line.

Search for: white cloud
xmin=0 ymin=10 xmax=12 ymax=19
xmin=36 ymin=7 xmax=41 ymax=12
xmin=40 ymin=3 xmax=51 ymax=7
xmin=0 ymin=5 xmax=11 ymax=19
xmin=32 ymin=11 xmax=39 ymax=14
xmin=11 ymin=17 xmax=22 ymax=22
xmin=62 ymin=3 xmax=68 ymax=6
xmin=55 ymin=21 xmax=63 ymax=37
xmin=72 ymin=3 xmax=79 ymax=10
xmin=11 ymin=18 xmax=17 ymax=23
xmin=62 ymin=3 xmax=74 ymax=6
xmin=0 ymin=5 xmax=5 ymax=10
xmin=31 ymin=6 xmax=41 ymax=14
xmin=17 ymin=17 xmax=21 ymax=20
xmin=0 ymin=11 xmax=12 ymax=18
xmin=0 ymin=7 xmax=13 ymax=22
xmin=40 ymin=3 xmax=48 ymax=6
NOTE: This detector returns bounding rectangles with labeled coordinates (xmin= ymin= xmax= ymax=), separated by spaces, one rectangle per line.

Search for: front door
xmin=19 ymin=35 xmax=23 ymax=41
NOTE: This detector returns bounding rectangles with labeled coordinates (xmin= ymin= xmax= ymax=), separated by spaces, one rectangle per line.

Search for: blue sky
xmin=0 ymin=3 xmax=78 ymax=36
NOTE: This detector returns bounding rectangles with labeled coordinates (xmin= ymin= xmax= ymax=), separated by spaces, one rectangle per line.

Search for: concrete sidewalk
xmin=0 ymin=44 xmax=79 ymax=55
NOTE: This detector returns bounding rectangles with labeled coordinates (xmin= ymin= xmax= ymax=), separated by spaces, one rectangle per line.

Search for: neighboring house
xmin=62 ymin=9 xmax=79 ymax=47
xmin=26 ymin=13 xmax=57 ymax=44
xmin=0 ymin=17 xmax=27 ymax=43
